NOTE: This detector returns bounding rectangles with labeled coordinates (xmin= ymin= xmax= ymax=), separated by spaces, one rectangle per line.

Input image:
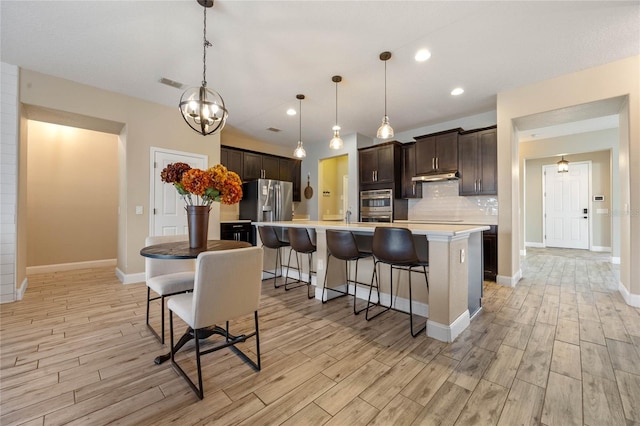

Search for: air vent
xmin=159 ymin=77 xmax=187 ymax=90
xmin=266 ymin=127 xmax=281 ymax=132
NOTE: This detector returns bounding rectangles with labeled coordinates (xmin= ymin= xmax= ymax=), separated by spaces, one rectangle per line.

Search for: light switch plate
xmin=135 ymin=206 xmax=143 ymax=215
xmin=460 ymin=249 xmax=465 ymax=263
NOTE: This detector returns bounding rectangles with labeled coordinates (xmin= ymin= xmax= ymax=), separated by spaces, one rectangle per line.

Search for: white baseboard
xmin=591 ymin=246 xmax=611 ymax=252
xmin=618 ymin=282 xmax=640 ymax=308
xmin=315 ymin=281 xmax=429 ymax=318
xmin=116 ymin=268 xmax=146 ymax=285
xmin=16 ymin=277 xmax=28 ymax=300
xmin=427 ymin=309 xmax=470 ymax=342
xmin=525 ymin=242 xmax=545 ymax=248
xmin=27 ymin=259 xmax=117 ymax=275
xmin=496 ymin=269 xmax=522 ymax=287
xmin=611 ymin=257 xmax=621 ymax=265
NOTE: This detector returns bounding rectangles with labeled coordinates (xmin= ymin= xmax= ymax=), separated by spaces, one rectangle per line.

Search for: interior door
xmin=151 ymin=148 xmax=207 ymax=236
xmin=544 ymin=162 xmax=590 ymax=249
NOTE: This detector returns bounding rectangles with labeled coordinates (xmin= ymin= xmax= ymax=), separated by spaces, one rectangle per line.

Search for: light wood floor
xmin=1 ymin=248 xmax=639 ymax=425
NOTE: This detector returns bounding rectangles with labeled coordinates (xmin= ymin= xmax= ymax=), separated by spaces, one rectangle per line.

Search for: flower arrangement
xmin=160 ymin=162 xmax=243 ymax=206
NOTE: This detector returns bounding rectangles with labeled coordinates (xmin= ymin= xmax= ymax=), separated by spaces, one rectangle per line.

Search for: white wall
xmin=0 ymin=62 xmax=19 ymax=302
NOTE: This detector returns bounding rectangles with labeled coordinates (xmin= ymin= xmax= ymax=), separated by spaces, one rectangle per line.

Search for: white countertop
xmin=396 ymin=218 xmax=497 ymax=226
xmin=251 ymin=220 xmax=488 ymax=237
xmin=220 ymin=219 xmax=252 ymax=224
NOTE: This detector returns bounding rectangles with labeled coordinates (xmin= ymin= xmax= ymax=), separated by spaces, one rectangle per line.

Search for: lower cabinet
xmin=220 ymin=222 xmax=254 ymax=245
xmin=483 ymin=226 xmax=498 ymax=281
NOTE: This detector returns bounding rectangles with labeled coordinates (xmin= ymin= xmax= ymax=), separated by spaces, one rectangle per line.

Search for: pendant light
xmin=329 ymin=75 xmax=344 ymax=150
xmin=178 ymin=0 xmax=228 ymax=136
xmin=557 ymin=155 xmax=569 ymax=173
xmin=293 ymin=94 xmax=306 ymax=158
xmin=376 ymin=51 xmax=394 ymax=139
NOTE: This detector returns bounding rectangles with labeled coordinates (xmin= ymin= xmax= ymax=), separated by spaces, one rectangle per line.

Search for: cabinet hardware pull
xmin=474 ymin=180 xmax=477 ymax=192
xmin=412 ymin=182 xmax=415 ymax=195
xmin=479 ymin=179 xmax=482 ymax=192
xmin=436 ymin=157 xmax=439 ymax=170
xmin=432 ymin=158 xmax=435 ymax=170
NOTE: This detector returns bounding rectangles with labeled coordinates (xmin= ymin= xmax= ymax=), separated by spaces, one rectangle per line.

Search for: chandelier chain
xmin=335 ymin=81 xmax=338 ymax=126
xmin=202 ymin=6 xmax=212 ymax=87
xmin=384 ymin=60 xmax=387 ymax=116
xmin=299 ymin=97 xmax=302 ymax=140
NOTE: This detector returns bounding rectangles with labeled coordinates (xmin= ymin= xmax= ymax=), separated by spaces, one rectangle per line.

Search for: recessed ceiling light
xmin=286 ymin=108 xmax=296 ymax=116
xmin=451 ymin=87 xmax=464 ymax=96
xmin=415 ymin=49 xmax=431 ymax=62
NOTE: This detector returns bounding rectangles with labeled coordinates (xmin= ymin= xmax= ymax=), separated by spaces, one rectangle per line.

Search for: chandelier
xmin=178 ymin=0 xmax=228 ymax=136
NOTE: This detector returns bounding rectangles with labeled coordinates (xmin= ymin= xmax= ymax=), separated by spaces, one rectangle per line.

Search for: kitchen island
xmin=252 ymin=220 xmax=488 ymax=342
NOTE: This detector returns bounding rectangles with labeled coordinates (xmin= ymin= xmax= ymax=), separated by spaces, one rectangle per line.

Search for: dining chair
xmin=322 ymin=229 xmax=373 ymax=314
xmin=167 ymin=246 xmax=263 ymax=399
xmin=257 ymin=226 xmax=290 ymax=288
xmin=284 ymin=227 xmax=316 ymax=298
xmin=366 ymin=227 xmax=429 ymax=337
xmin=145 ymin=235 xmax=195 ymax=344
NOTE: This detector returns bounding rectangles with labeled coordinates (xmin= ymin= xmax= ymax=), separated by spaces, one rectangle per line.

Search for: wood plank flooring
xmin=1 ymin=248 xmax=639 ymax=425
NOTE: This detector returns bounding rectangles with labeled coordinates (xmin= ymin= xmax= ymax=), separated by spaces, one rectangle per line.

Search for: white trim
xmin=525 ymin=241 xmax=545 ymax=248
xmin=618 ymin=282 xmax=640 ymax=307
xmin=116 ymin=268 xmax=146 ymax=285
xmin=427 ymin=309 xmax=470 ymax=342
xmin=611 ymin=256 xmax=621 ymax=265
xmin=16 ymin=277 xmax=28 ymax=301
xmin=27 ymin=259 xmax=117 ymax=274
xmin=520 ymin=249 xmax=526 ymax=256
xmin=591 ymin=246 xmax=611 ymax=253
xmin=496 ymin=269 xmax=522 ymax=287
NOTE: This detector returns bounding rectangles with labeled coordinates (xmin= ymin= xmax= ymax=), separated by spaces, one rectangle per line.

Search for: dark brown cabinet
xmin=401 ymin=143 xmax=422 ymax=199
xmin=220 ymin=147 xmax=244 ymax=178
xmin=483 ymin=225 xmax=498 ymax=281
xmin=458 ymin=127 xmax=497 ymax=196
xmin=414 ymin=130 xmax=459 ymax=175
xmin=221 ymin=146 xmax=301 ymax=201
xmin=358 ymin=142 xmax=402 ymax=190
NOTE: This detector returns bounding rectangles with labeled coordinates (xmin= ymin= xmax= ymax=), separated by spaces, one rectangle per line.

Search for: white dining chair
xmin=145 ymin=235 xmax=195 ymax=344
xmin=167 ymin=246 xmax=264 ymax=399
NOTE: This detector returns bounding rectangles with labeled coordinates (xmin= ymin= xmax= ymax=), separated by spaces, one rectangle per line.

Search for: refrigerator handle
xmin=274 ymin=184 xmax=280 ymax=221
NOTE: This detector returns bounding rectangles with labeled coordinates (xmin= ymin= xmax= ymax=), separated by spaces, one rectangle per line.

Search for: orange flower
xmin=160 ymin=162 xmax=243 ymax=206
xmin=182 ymin=169 xmax=214 ymax=197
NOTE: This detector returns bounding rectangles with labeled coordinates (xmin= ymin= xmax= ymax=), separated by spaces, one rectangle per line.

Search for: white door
xmin=544 ymin=162 xmax=590 ymax=249
xmin=150 ymin=148 xmax=207 ymax=236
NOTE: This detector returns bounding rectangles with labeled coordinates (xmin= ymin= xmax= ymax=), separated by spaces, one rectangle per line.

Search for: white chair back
xmin=190 ymin=247 xmax=263 ymax=329
xmin=145 ymin=235 xmax=195 ymax=280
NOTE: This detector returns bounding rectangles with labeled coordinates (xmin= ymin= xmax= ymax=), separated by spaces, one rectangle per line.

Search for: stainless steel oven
xmin=360 ymin=189 xmax=393 ymax=222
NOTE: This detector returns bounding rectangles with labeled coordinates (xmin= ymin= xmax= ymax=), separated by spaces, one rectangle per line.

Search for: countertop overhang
xmin=251 ymin=220 xmax=489 ymax=237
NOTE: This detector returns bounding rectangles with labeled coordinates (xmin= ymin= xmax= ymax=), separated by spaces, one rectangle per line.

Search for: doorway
xmin=319 ymin=155 xmax=348 ymax=221
xmin=543 ymin=162 xmax=591 ymax=249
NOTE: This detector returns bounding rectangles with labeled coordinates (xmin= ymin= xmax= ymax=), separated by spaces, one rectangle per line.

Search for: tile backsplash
xmin=408 ymin=180 xmax=498 ymax=225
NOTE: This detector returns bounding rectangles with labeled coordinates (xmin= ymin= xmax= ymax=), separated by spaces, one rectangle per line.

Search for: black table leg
xmin=154 ymin=325 xmax=238 ymax=365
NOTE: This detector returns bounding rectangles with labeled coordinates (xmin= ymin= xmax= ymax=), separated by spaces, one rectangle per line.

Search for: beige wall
xmin=524 ymin=150 xmax=611 ymax=248
xmin=18 ymin=69 xmax=222 ymax=279
xmin=497 ymin=55 xmax=638 ymax=299
xmin=26 ymin=121 xmax=118 ymax=266
xmin=319 ymin=155 xmax=348 ymax=218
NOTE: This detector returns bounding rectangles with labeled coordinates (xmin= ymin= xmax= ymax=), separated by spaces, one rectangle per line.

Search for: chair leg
xmin=307 ymin=252 xmax=314 ymax=299
xmin=366 ymin=261 xmax=391 ymax=320
xmin=273 ymin=247 xmax=283 ymax=289
xmin=408 ymin=268 xmax=427 ymax=337
xmin=285 ymin=249 xmax=310 ymax=292
xmin=160 ymin=295 xmax=165 ymax=344
xmin=321 ymin=254 xmax=332 ymax=303
xmin=254 ymin=311 xmax=261 ymax=370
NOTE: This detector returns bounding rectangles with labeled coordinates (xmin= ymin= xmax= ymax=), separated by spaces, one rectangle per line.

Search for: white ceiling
xmin=2 ymin=1 xmax=639 ymax=149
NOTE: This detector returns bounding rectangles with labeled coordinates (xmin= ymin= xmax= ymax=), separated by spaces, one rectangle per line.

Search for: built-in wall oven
xmin=360 ymin=189 xmax=393 ymax=222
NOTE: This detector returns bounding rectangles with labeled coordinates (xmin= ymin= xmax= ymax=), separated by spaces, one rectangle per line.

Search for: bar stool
xmin=284 ymin=227 xmax=316 ymax=298
xmin=366 ymin=227 xmax=429 ymax=337
xmin=322 ymin=230 xmax=373 ymax=314
xmin=257 ymin=226 xmax=290 ymax=288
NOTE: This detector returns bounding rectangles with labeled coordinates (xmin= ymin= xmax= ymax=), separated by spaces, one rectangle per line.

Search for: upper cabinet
xmin=458 ymin=127 xmax=497 ymax=196
xmin=414 ymin=129 xmax=460 ymax=175
xmin=358 ymin=141 xmax=403 ymax=194
xmin=401 ymin=142 xmax=422 ymax=199
xmin=221 ymin=146 xmax=302 ymax=201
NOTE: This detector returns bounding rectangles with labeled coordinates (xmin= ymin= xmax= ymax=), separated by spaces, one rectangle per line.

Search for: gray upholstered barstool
xmin=366 ymin=227 xmax=429 ymax=337
xmin=257 ymin=226 xmax=290 ymax=288
xmin=322 ymin=229 xmax=373 ymax=314
xmin=284 ymin=227 xmax=316 ymax=298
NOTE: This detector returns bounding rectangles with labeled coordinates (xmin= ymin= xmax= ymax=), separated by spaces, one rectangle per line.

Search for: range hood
xmin=412 ymin=171 xmax=459 ymax=182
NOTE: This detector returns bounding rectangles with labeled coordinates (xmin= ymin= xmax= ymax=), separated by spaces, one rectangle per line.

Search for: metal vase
xmin=186 ymin=205 xmax=210 ymax=249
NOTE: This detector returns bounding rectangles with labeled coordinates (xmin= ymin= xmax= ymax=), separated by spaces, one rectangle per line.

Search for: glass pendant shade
xmin=179 ymin=86 xmax=228 ymax=136
xmin=377 ymin=115 xmax=394 ymax=139
xmin=329 ymin=126 xmax=344 ymax=150
xmin=557 ymin=156 xmax=569 ymax=173
xmin=377 ymin=52 xmax=394 ymax=139
xmin=293 ymin=140 xmax=306 ymax=158
xmin=293 ymin=94 xmax=306 ymax=158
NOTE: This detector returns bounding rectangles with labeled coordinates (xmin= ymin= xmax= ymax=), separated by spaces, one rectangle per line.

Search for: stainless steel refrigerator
xmin=240 ymin=179 xmax=293 ymax=244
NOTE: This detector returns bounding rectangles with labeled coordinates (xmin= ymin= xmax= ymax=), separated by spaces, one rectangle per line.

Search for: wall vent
xmin=266 ymin=127 xmax=281 ymax=132
xmin=159 ymin=77 xmax=186 ymax=90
